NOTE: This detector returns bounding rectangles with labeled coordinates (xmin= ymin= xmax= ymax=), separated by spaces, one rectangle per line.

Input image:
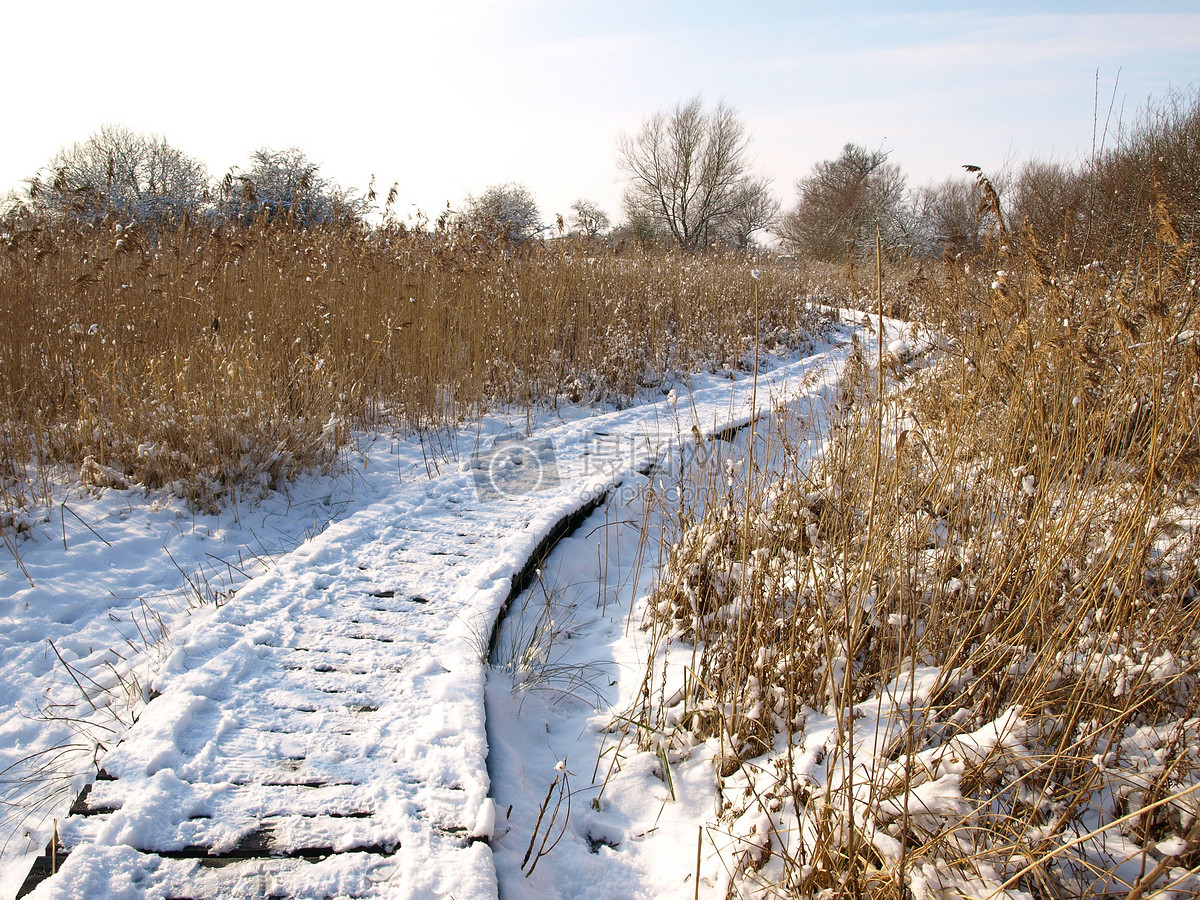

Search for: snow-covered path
xmin=16 ymin=333 xmax=854 ymax=900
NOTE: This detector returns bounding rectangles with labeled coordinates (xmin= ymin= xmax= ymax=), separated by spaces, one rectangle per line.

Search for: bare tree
xmin=778 ymin=143 xmax=907 ymax=261
xmin=568 ymin=199 xmax=611 ymax=238
xmin=1007 ymin=159 xmax=1089 ymax=254
xmin=1086 ymin=87 xmax=1200 ymax=256
xmin=719 ymin=176 xmax=781 ymax=250
xmin=618 ymin=97 xmax=775 ymax=251
xmin=908 ymin=176 xmax=990 ymax=258
xmin=29 ymin=124 xmax=209 ymax=226
xmin=455 ymin=183 xmax=544 ymax=243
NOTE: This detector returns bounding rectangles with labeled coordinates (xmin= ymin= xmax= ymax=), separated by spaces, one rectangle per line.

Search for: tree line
xmin=17 ymin=127 xmax=366 ymax=231
xmin=7 ymin=89 xmax=1198 ymax=264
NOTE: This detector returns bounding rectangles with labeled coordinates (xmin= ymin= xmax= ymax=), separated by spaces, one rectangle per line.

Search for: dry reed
xmin=627 ymin=186 xmax=1200 ymax=897
xmin=0 ymin=213 xmax=821 ymax=515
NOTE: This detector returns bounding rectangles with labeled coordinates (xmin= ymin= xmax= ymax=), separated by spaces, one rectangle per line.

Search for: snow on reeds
xmin=626 ymin=208 xmax=1200 ymax=897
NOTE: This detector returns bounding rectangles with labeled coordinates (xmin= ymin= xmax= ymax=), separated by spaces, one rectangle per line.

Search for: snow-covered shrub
xmin=452 ymin=183 xmax=544 ymax=244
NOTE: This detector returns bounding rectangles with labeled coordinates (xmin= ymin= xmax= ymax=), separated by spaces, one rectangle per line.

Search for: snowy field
xmin=0 ymin=324 xmax=853 ymax=899
xmin=10 ymin=306 xmax=1193 ymax=900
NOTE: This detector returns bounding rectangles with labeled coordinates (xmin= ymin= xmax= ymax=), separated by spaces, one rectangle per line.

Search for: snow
xmin=0 ymin=330 xmax=854 ymax=899
xmin=484 ymin=487 xmax=723 ymax=898
xmin=9 ymin=307 xmax=1188 ymax=899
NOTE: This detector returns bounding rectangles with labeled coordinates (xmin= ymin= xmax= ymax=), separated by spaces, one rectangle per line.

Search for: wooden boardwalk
xmin=16 ymin=349 xmax=843 ymax=900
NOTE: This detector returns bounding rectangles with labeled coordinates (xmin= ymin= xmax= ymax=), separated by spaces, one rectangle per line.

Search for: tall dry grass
xmin=0 ymin=213 xmax=820 ymax=515
xmin=626 ymin=194 xmax=1200 ymax=896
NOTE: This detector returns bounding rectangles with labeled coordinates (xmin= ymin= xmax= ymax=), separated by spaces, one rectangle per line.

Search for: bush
xmin=453 ymin=183 xmax=544 ymax=244
xmin=216 ymin=146 xmax=366 ymax=228
xmin=27 ymin=124 xmax=209 ymax=228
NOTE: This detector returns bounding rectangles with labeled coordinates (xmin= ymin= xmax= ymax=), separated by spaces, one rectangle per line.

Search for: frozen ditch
xmin=14 ymin=334 xmax=854 ymax=900
xmin=482 ymin=349 xmax=859 ymax=899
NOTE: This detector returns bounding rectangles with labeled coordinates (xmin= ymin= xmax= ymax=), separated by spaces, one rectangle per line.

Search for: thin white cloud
xmin=842 ymin=12 xmax=1200 ymax=68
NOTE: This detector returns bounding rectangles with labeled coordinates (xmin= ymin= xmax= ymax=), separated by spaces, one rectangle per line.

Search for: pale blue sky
xmin=5 ymin=1 xmax=1198 ymax=228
